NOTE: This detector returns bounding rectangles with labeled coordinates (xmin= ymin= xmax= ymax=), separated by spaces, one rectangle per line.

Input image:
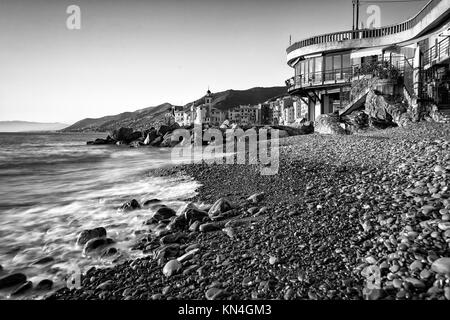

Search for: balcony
xmin=423 ymin=35 xmax=450 ymax=67
xmin=286 ymin=0 xmax=450 ymax=64
xmin=286 ymin=55 xmax=409 ymax=94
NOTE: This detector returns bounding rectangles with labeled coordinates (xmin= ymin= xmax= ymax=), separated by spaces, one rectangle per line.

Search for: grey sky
xmin=0 ymin=0 xmax=427 ymax=123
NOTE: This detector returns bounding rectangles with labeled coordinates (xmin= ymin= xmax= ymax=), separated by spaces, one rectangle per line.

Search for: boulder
xmin=160 ymin=132 xmax=181 ymax=148
xmin=143 ymin=128 xmax=158 ymax=145
xmin=150 ymin=136 xmax=163 ymax=147
xmin=36 ymin=279 xmax=53 ymax=290
xmin=11 ymin=281 xmax=33 ymax=296
xmin=208 ymin=198 xmax=233 ymax=218
xmin=153 ymin=206 xmax=176 ymax=221
xmin=342 ymin=110 xmax=369 ymax=131
xmin=111 ymin=127 xmax=134 ymax=142
xmin=143 ymin=199 xmax=161 ymax=206
xmin=119 ymin=199 xmax=141 ymax=212
xmin=431 ymin=257 xmax=450 ymax=274
xmin=167 ymin=214 xmax=188 ymax=231
xmin=83 ymin=238 xmax=114 ymax=255
xmin=0 ymin=273 xmax=27 ymax=289
xmin=315 ymin=113 xmax=347 ymax=135
xmin=365 ymin=90 xmax=413 ymax=127
xmin=76 ymin=227 xmax=107 ymax=246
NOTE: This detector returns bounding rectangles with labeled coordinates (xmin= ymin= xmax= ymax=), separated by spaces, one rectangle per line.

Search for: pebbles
xmin=50 ymin=123 xmax=450 ymax=301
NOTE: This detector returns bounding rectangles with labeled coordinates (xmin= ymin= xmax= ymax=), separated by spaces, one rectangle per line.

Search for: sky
xmin=0 ymin=0 xmax=427 ymax=124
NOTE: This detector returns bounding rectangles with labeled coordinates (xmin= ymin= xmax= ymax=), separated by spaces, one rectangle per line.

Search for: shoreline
xmin=51 ymin=122 xmax=450 ymax=300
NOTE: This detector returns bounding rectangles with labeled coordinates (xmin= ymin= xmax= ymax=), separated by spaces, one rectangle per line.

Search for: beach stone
xmin=96 ymin=280 xmax=114 ymax=290
xmin=32 ymin=256 xmax=54 ymax=265
xmin=0 ymin=273 xmax=26 ymax=289
xmin=184 ymin=207 xmax=209 ymax=225
xmin=438 ymin=222 xmax=450 ymax=231
xmin=119 ymin=199 xmax=141 ymax=212
xmin=83 ymin=238 xmax=114 ymax=255
xmin=409 ymin=260 xmax=423 ymax=272
xmin=76 ymin=227 xmax=107 ymax=246
xmin=153 ymin=207 xmax=176 ymax=221
xmin=208 ymin=198 xmax=233 ymax=218
xmin=199 ymin=222 xmax=223 ymax=233
xmin=160 ymin=232 xmax=186 ymax=244
xmin=189 ymin=221 xmax=201 ymax=232
xmin=393 ymin=279 xmax=402 ymax=289
xmin=205 ymin=287 xmax=225 ymax=300
xmin=405 ymin=277 xmax=425 ymax=288
xmin=445 ymin=287 xmax=450 ymax=300
xmin=431 ymin=258 xmax=450 ymax=274
xmin=163 ymin=259 xmax=182 ymax=277
xmin=247 ymin=192 xmax=265 ymax=204
xmin=36 ymin=279 xmax=53 ymax=290
xmin=11 ymin=281 xmax=32 ymax=296
xmin=143 ymin=199 xmax=161 ymax=206
xmin=419 ymin=269 xmax=431 ymax=280
xmin=269 ymin=256 xmax=278 ymax=265
xmin=177 ymin=248 xmax=200 ymax=263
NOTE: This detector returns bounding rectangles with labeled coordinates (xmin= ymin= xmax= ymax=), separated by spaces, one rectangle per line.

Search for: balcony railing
xmin=286 ymin=55 xmax=408 ymax=92
xmin=423 ymin=36 xmax=450 ymax=66
xmin=287 ymin=0 xmax=442 ymax=54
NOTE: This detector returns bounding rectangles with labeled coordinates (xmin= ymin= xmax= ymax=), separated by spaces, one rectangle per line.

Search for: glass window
xmin=334 ymin=55 xmax=342 ymax=80
xmin=309 ymin=59 xmax=315 ymax=81
xmin=315 ymin=57 xmax=323 ymax=82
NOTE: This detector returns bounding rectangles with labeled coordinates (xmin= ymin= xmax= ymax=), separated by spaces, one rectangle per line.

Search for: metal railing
xmin=287 ymin=0 xmax=442 ymax=54
xmin=286 ymin=54 xmax=409 ymax=92
xmin=423 ymin=36 xmax=450 ymax=66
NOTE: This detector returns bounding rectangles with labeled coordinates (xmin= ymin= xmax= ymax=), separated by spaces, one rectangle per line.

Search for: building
xmin=286 ymin=0 xmax=450 ymax=121
xmin=173 ymin=89 xmax=227 ymax=126
xmin=228 ymin=105 xmax=261 ymax=125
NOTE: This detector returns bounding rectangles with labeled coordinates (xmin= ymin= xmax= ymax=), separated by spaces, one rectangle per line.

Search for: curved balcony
xmin=287 ymin=0 xmax=450 ymax=65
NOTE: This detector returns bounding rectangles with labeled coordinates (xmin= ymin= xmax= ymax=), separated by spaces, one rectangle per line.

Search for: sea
xmin=0 ymin=132 xmax=203 ymax=299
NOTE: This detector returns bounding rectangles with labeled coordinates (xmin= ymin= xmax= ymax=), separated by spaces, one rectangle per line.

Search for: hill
xmin=0 ymin=121 xmax=68 ymax=132
xmin=63 ymin=86 xmax=287 ymax=132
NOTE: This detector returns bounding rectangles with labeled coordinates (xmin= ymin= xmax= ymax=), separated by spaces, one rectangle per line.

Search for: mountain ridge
xmin=63 ymin=86 xmax=287 ymax=132
xmin=0 ymin=121 xmax=69 ymax=132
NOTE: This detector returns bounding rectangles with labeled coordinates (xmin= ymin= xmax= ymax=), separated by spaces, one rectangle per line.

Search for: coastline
xmin=51 ymin=122 xmax=450 ymax=300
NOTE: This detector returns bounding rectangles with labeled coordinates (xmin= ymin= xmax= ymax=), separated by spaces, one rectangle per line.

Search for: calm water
xmin=0 ymin=132 xmax=201 ymax=299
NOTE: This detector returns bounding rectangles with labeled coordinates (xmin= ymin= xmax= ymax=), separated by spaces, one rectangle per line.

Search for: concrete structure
xmin=286 ymin=0 xmax=450 ymax=120
xmin=227 ymin=105 xmax=261 ymax=125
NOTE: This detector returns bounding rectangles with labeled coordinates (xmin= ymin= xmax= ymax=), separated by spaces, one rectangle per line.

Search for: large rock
xmin=153 ymin=206 xmax=176 ymax=222
xmin=143 ymin=128 xmax=158 ymax=145
xmin=160 ymin=132 xmax=182 ymax=148
xmin=208 ymin=198 xmax=233 ymax=218
xmin=157 ymin=123 xmax=180 ymax=137
xmin=0 ymin=273 xmax=27 ymax=289
xmin=315 ymin=113 xmax=347 ymax=135
xmin=431 ymin=257 xmax=450 ymax=274
xmin=365 ymin=90 xmax=413 ymax=127
xmin=76 ymin=227 xmax=107 ymax=246
xmin=111 ymin=127 xmax=134 ymax=142
xmin=119 ymin=199 xmax=141 ymax=212
xmin=83 ymin=238 xmax=114 ymax=255
xmin=342 ymin=110 xmax=369 ymax=131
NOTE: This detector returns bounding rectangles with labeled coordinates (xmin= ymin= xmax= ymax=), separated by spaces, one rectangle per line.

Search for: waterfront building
xmin=286 ymin=0 xmax=450 ymax=120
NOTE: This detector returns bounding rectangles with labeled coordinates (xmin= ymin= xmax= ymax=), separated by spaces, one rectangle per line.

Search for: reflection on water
xmin=0 ymin=132 xmax=200 ymax=299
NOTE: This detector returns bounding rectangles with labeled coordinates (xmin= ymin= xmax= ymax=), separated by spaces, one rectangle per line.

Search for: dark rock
xmin=101 ymin=247 xmax=118 ymax=257
xmin=119 ymin=199 xmax=141 ymax=212
xmin=167 ymin=214 xmax=187 ymax=231
xmin=31 ymin=256 xmax=54 ymax=265
xmin=199 ymin=222 xmax=225 ymax=233
xmin=111 ymin=127 xmax=134 ymax=142
xmin=247 ymin=192 xmax=265 ymax=204
xmin=162 ymin=259 xmax=182 ymax=277
xmin=153 ymin=207 xmax=176 ymax=221
xmin=11 ymin=281 xmax=32 ymax=296
xmin=0 ymin=273 xmax=27 ymax=289
xmin=143 ymin=199 xmax=161 ymax=206
xmin=83 ymin=238 xmax=114 ymax=255
xmin=76 ymin=227 xmax=107 ymax=246
xmin=160 ymin=232 xmax=187 ymax=244
xmin=183 ymin=207 xmax=209 ymax=225
xmin=36 ymin=279 xmax=53 ymax=290
xmin=150 ymin=136 xmax=163 ymax=147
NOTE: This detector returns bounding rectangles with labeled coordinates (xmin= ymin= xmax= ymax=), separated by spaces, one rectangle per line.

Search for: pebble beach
xmin=50 ymin=122 xmax=450 ymax=300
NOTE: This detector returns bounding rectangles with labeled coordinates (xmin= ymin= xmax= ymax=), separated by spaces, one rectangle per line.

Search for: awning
xmin=350 ymin=47 xmax=384 ymax=59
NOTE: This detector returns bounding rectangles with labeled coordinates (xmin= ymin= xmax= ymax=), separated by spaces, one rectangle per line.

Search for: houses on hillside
xmin=172 ymin=89 xmax=312 ymax=127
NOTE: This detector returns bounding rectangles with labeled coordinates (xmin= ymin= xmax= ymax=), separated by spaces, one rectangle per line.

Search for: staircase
xmin=339 ymin=75 xmax=374 ymax=117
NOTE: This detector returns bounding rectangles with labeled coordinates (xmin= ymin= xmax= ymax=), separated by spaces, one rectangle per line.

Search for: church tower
xmin=205 ymin=88 xmax=213 ymax=123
